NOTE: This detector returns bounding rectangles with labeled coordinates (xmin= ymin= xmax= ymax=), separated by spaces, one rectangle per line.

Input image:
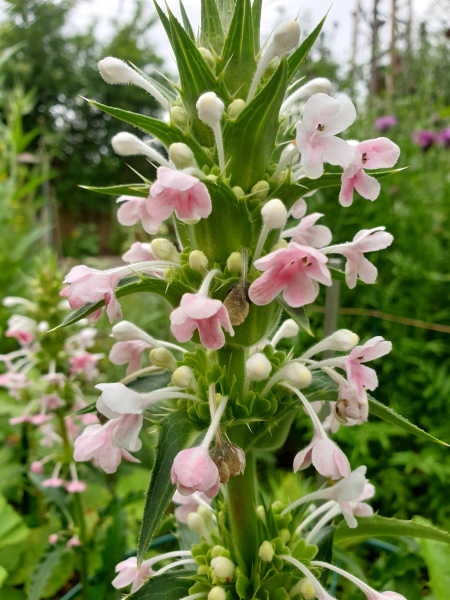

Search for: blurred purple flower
xmin=411 ymin=130 xmax=435 ymax=150
xmin=375 ymin=116 xmax=397 ymax=132
xmin=437 ymin=128 xmax=450 ymax=148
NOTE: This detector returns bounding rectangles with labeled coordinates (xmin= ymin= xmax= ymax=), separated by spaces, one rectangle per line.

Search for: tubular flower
xmin=344 ymin=336 xmax=392 ymax=402
xmin=116 ymin=195 xmax=161 ymax=235
xmin=109 ymin=340 xmax=151 ymax=375
xmin=122 ymin=242 xmax=156 ymax=263
xmin=249 ymin=243 xmax=331 ymax=308
xmin=282 ymin=212 xmax=332 ymax=248
xmin=339 ymin=137 xmax=400 ymax=207
xmin=295 ymin=93 xmax=357 ymax=179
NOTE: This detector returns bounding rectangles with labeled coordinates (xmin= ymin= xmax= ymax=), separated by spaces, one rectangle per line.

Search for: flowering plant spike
xmin=50 ymin=1 xmax=450 ymax=598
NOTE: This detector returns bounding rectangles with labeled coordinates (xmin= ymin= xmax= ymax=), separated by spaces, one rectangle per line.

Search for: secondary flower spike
xmin=296 ymin=93 xmax=357 ymax=179
xmin=339 ymin=137 xmax=400 ymax=207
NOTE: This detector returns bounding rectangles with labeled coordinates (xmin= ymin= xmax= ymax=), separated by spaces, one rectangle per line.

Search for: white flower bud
xmin=150 ymin=348 xmax=177 ymax=371
xmin=300 ymin=77 xmax=332 ymax=96
xmin=37 ymin=321 xmax=49 ymax=333
xmin=251 ymin=180 xmax=270 ymax=200
xmin=261 ymin=199 xmax=288 ymax=230
xmin=197 ymin=505 xmax=214 ymax=528
xmin=210 ymin=556 xmax=235 ymax=579
xmin=2 ymin=296 xmax=34 ymax=308
xmin=328 ymin=329 xmax=359 ymax=351
xmin=171 ymin=106 xmax=189 ymax=129
xmin=271 ymin=21 xmax=301 ymax=56
xmin=172 ymin=366 xmax=196 ymax=388
xmin=196 ymin=92 xmax=224 ymax=127
xmin=112 ymin=320 xmax=149 ymax=342
xmin=290 ymin=579 xmax=317 ymax=599
xmin=187 ymin=512 xmax=210 ymax=539
xmin=284 ymin=363 xmax=311 ymax=388
xmin=271 ymin=319 xmax=299 ymax=347
xmin=168 ymin=143 xmax=197 ymax=169
xmin=189 ymin=250 xmax=208 ymax=272
xmin=198 ymin=47 xmax=215 ymax=70
xmin=111 ymin=132 xmax=171 ymax=167
xmin=228 ymin=99 xmax=246 ymax=119
xmin=227 ymin=252 xmax=242 ymax=275
xmin=246 ymin=353 xmax=272 ymax=381
xmin=208 ymin=587 xmax=226 ymax=600
xmin=151 ymin=238 xmax=181 ymax=263
xmin=258 ymin=541 xmax=274 ymax=562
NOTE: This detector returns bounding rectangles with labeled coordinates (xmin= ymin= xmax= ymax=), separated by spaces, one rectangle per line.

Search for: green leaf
xmin=287 ymin=13 xmax=328 ymax=82
xmin=416 ymin=517 xmax=450 ymax=600
xmin=0 ymin=564 xmax=8 ymax=588
xmin=129 ymin=571 xmax=197 ymax=600
xmin=276 ymin=297 xmax=313 ymax=336
xmin=79 ymin=183 xmax=149 ymax=198
xmin=219 ymin=0 xmax=255 ymax=98
xmin=223 ymin=56 xmax=288 ymax=190
xmin=127 ymin=371 xmax=172 ymax=393
xmin=201 ymin=0 xmax=224 ymax=54
xmin=86 ymin=99 xmax=213 ymax=168
xmin=52 ymin=275 xmax=192 ymax=330
xmin=252 ymin=0 xmax=263 ymax=50
xmin=179 ymin=0 xmax=195 ymax=41
xmin=136 ymin=412 xmax=201 ymax=565
xmin=0 ymin=495 xmax=30 ymax=550
xmin=335 ymin=515 xmax=450 ymax=546
xmin=368 ymin=396 xmax=449 ymax=446
xmin=217 ymin=0 xmax=235 ymax=34
xmin=28 ymin=544 xmax=66 ymax=600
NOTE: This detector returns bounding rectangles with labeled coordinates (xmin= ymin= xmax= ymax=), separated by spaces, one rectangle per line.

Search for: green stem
xmin=73 ymin=492 xmax=89 ymax=600
xmin=227 ymin=451 xmax=258 ymax=570
xmin=57 ymin=409 xmax=72 ymax=464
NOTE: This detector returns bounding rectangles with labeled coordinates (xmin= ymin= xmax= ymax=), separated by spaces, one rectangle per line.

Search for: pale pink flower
xmin=41 ymin=393 xmax=65 ymax=411
xmin=344 ymin=336 xmax=392 ymax=401
xmin=48 ymin=534 xmax=58 ymax=544
xmin=109 ymin=340 xmax=151 ymax=375
xmin=325 ymin=227 xmax=393 ymax=289
xmin=79 ymin=412 xmax=98 ymax=426
xmin=117 ymin=195 xmax=160 ymax=234
xmin=335 ymin=381 xmax=369 ymax=423
xmin=339 ymin=137 xmax=400 ymax=207
xmin=147 ymin=167 xmax=212 ymax=225
xmin=39 ymin=423 xmax=61 ymax=448
xmin=289 ymin=197 xmax=307 ymax=218
xmin=9 ymin=413 xmax=52 ymax=426
xmin=295 ymin=93 xmax=357 ymax=179
xmin=64 ymin=327 xmax=97 ymax=352
xmin=171 ymin=446 xmax=220 ymax=498
xmin=60 ymin=266 xmax=124 ymax=324
xmin=122 ymin=242 xmax=156 ymax=263
xmin=0 ymin=371 xmax=31 ymax=399
xmin=5 ymin=314 xmax=36 ymax=346
xmin=282 ymin=213 xmax=332 ymax=248
xmin=112 ymin=557 xmax=154 ymax=592
xmin=69 ymin=352 xmax=103 ymax=380
xmin=294 ymin=430 xmax=351 ymax=480
xmin=65 ymin=416 xmax=81 ymax=439
xmin=31 ymin=461 xmax=45 ymax=474
xmin=170 ymin=294 xmax=234 ymax=350
xmin=66 ymin=480 xmax=87 ymax=493
xmin=172 ymin=491 xmax=212 ymax=523
xmin=249 ymin=243 xmax=331 ymax=308
xmin=73 ymin=420 xmax=140 ymax=474
xmin=41 ymin=370 xmax=66 ymax=387
xmin=66 ymin=535 xmax=82 ymax=548
xmin=43 ymin=477 xmax=65 ymax=488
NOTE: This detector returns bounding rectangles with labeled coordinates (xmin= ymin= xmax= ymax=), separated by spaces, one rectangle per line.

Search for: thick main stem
xmin=227 ymin=451 xmax=258 ymax=570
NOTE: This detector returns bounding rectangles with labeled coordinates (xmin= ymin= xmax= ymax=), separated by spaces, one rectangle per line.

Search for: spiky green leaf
xmin=252 ymin=0 xmax=263 ymax=51
xmin=28 ymin=544 xmax=66 ymax=600
xmin=217 ymin=0 xmax=235 ymax=34
xmin=276 ymin=297 xmax=313 ymax=336
xmin=179 ymin=0 xmax=195 ymax=41
xmin=79 ymin=183 xmax=149 ymax=198
xmin=201 ymin=0 xmax=224 ymax=54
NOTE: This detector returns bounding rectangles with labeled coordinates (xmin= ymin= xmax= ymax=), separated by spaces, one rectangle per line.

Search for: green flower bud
xmin=256 ymin=505 xmax=266 ymax=523
xmin=227 ymin=252 xmax=242 ymax=275
xmin=232 ymin=186 xmax=245 ymax=198
xmin=211 ymin=545 xmax=226 ymax=559
xmin=169 ymin=142 xmax=196 ymax=168
xmin=171 ymin=106 xmax=189 ymax=130
xmin=271 ymin=239 xmax=289 ymax=252
xmin=251 ymin=180 xmax=270 ymax=200
xmin=187 ymin=512 xmax=209 ymax=539
xmin=198 ymin=47 xmax=216 ymax=70
xmin=279 ymin=529 xmax=291 ymax=544
xmin=210 ymin=556 xmax=235 ymax=579
xmin=189 ymin=250 xmax=209 ymax=272
xmin=206 ymin=174 xmax=218 ymax=182
xmin=150 ymin=347 xmax=177 ymax=371
xmin=271 ymin=500 xmax=285 ymax=514
xmin=151 ymin=238 xmax=181 ymax=263
xmin=198 ymin=505 xmax=214 ymax=528
xmin=258 ymin=541 xmax=274 ymax=562
xmin=263 ymin=57 xmax=279 ymax=79
xmin=208 ymin=587 xmax=226 ymax=600
xmin=228 ymin=99 xmax=246 ymax=119
xmin=172 ymin=366 xmax=196 ymax=389
xmin=290 ymin=579 xmax=317 ymax=600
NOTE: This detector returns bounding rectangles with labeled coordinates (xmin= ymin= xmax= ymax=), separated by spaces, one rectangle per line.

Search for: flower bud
xmin=232 ymin=186 xmax=245 ymax=198
xmin=279 ymin=529 xmax=291 ymax=543
xmin=328 ymin=329 xmax=359 ymax=350
xmin=209 ymin=440 xmax=246 ymax=483
xmin=172 ymin=366 xmax=196 ymax=388
xmin=259 ymin=541 xmax=274 ymax=562
xmin=208 ymin=587 xmax=226 ymax=600
xmin=211 ymin=545 xmax=226 ymax=558
xmin=198 ymin=47 xmax=215 ymax=70
xmin=151 ymin=238 xmax=181 ymax=263
xmin=246 ymin=353 xmax=272 ymax=381
xmin=271 ymin=240 xmax=289 ymax=252
xmin=271 ymin=21 xmax=301 ymax=56
xmin=171 ymin=106 xmax=189 ymax=129
xmin=263 ymin=57 xmax=279 ymax=79
xmin=228 ymin=99 xmax=246 ymax=119
xmin=197 ymin=504 xmax=214 ymax=529
xmin=112 ymin=320 xmax=148 ymax=342
xmin=198 ymin=564 xmax=209 ymax=575
xmin=31 ymin=461 xmax=45 ymax=474
xmin=251 ymin=180 xmax=270 ymax=200
xmin=189 ymin=250 xmax=208 ymax=272
xmin=284 ymin=363 xmax=311 ymax=388
xmin=227 ymin=252 xmax=242 ymax=275
xmin=187 ymin=512 xmax=210 ymax=539
xmin=48 ymin=534 xmax=58 ymax=544
xmin=110 ymin=132 xmax=150 ymax=156
xmin=256 ymin=505 xmax=266 ymax=523
xmin=290 ymin=579 xmax=317 ymax=600
xmin=261 ymin=199 xmax=288 ymax=230
xmin=168 ymin=143 xmax=197 ymax=169
xmin=150 ymin=347 xmax=177 ymax=371
xmin=196 ymin=92 xmax=224 ymax=127
xmin=298 ymin=77 xmax=332 ymax=97
xmin=277 ymin=319 xmax=299 ymax=340
xmin=210 ymin=556 xmax=235 ymax=579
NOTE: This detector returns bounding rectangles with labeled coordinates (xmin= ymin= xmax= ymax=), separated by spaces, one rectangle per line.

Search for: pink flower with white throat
xmin=117 ymin=195 xmax=160 ymax=234
xmin=344 ymin=336 xmax=392 ymax=402
xmin=339 ymin=137 xmax=400 ymax=207
xmin=147 ymin=167 xmax=212 ymax=225
xmin=324 ymin=227 xmax=393 ymax=289
xmin=249 ymin=243 xmax=331 ymax=308
xmin=295 ymin=93 xmax=357 ymax=179
xmin=109 ymin=340 xmax=151 ymax=375
xmin=170 ymin=270 xmax=234 ymax=350
xmin=282 ymin=213 xmax=332 ymax=248
xmin=5 ymin=314 xmax=36 ymax=346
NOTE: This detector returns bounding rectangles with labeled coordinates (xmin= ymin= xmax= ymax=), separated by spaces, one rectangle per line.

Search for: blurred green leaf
xmin=28 ymin=544 xmax=67 ymax=600
xmin=129 ymin=571 xmax=197 ymax=599
xmin=201 ymin=0 xmax=224 ymax=54
xmin=0 ymin=495 xmax=30 ymax=550
xmin=251 ymin=0 xmax=263 ymax=50
xmin=416 ymin=517 xmax=450 ymax=600
xmin=80 ymin=183 xmax=150 ymax=198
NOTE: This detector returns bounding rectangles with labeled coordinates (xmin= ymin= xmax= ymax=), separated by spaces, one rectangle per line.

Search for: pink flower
xmin=41 ymin=393 xmax=65 ymax=411
xmin=295 ymin=93 xmax=357 ymax=179
xmin=48 ymin=534 xmax=58 ymax=544
xmin=289 ymin=197 xmax=307 ymax=218
xmin=5 ymin=314 xmax=36 ymax=346
xmin=339 ymin=138 xmax=400 ymax=207
xmin=147 ymin=167 xmax=212 ymax=225
xmin=43 ymin=477 xmax=65 ymax=488
xmin=73 ymin=420 xmax=140 ymax=474
xmin=66 ymin=535 xmax=82 ymax=548
xmin=122 ymin=242 xmax=156 ymax=263
xmin=344 ymin=336 xmax=392 ymax=401
xmin=171 ymin=446 xmax=220 ymax=498
xmin=326 ymin=227 xmax=393 ymax=289
xmin=109 ymin=340 xmax=151 ymax=375
xmin=112 ymin=557 xmax=154 ymax=592
xmin=117 ymin=195 xmax=160 ymax=234
xmin=412 ymin=130 xmax=435 ymax=150
xmin=172 ymin=491 xmax=212 ymax=522
xmin=438 ymin=127 xmax=450 ymax=148
xmin=282 ymin=213 xmax=332 ymax=248
xmin=9 ymin=413 xmax=52 ymax=426
xmin=60 ymin=266 xmax=124 ymax=324
xmin=293 ymin=429 xmax=351 ymax=480
xmin=375 ymin=115 xmax=397 ymax=132
xmin=66 ymin=480 xmax=87 ymax=493
xmin=69 ymin=352 xmax=103 ymax=380
xmin=170 ymin=294 xmax=234 ymax=350
xmin=249 ymin=243 xmax=331 ymax=308
xmin=31 ymin=461 xmax=45 ymax=474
